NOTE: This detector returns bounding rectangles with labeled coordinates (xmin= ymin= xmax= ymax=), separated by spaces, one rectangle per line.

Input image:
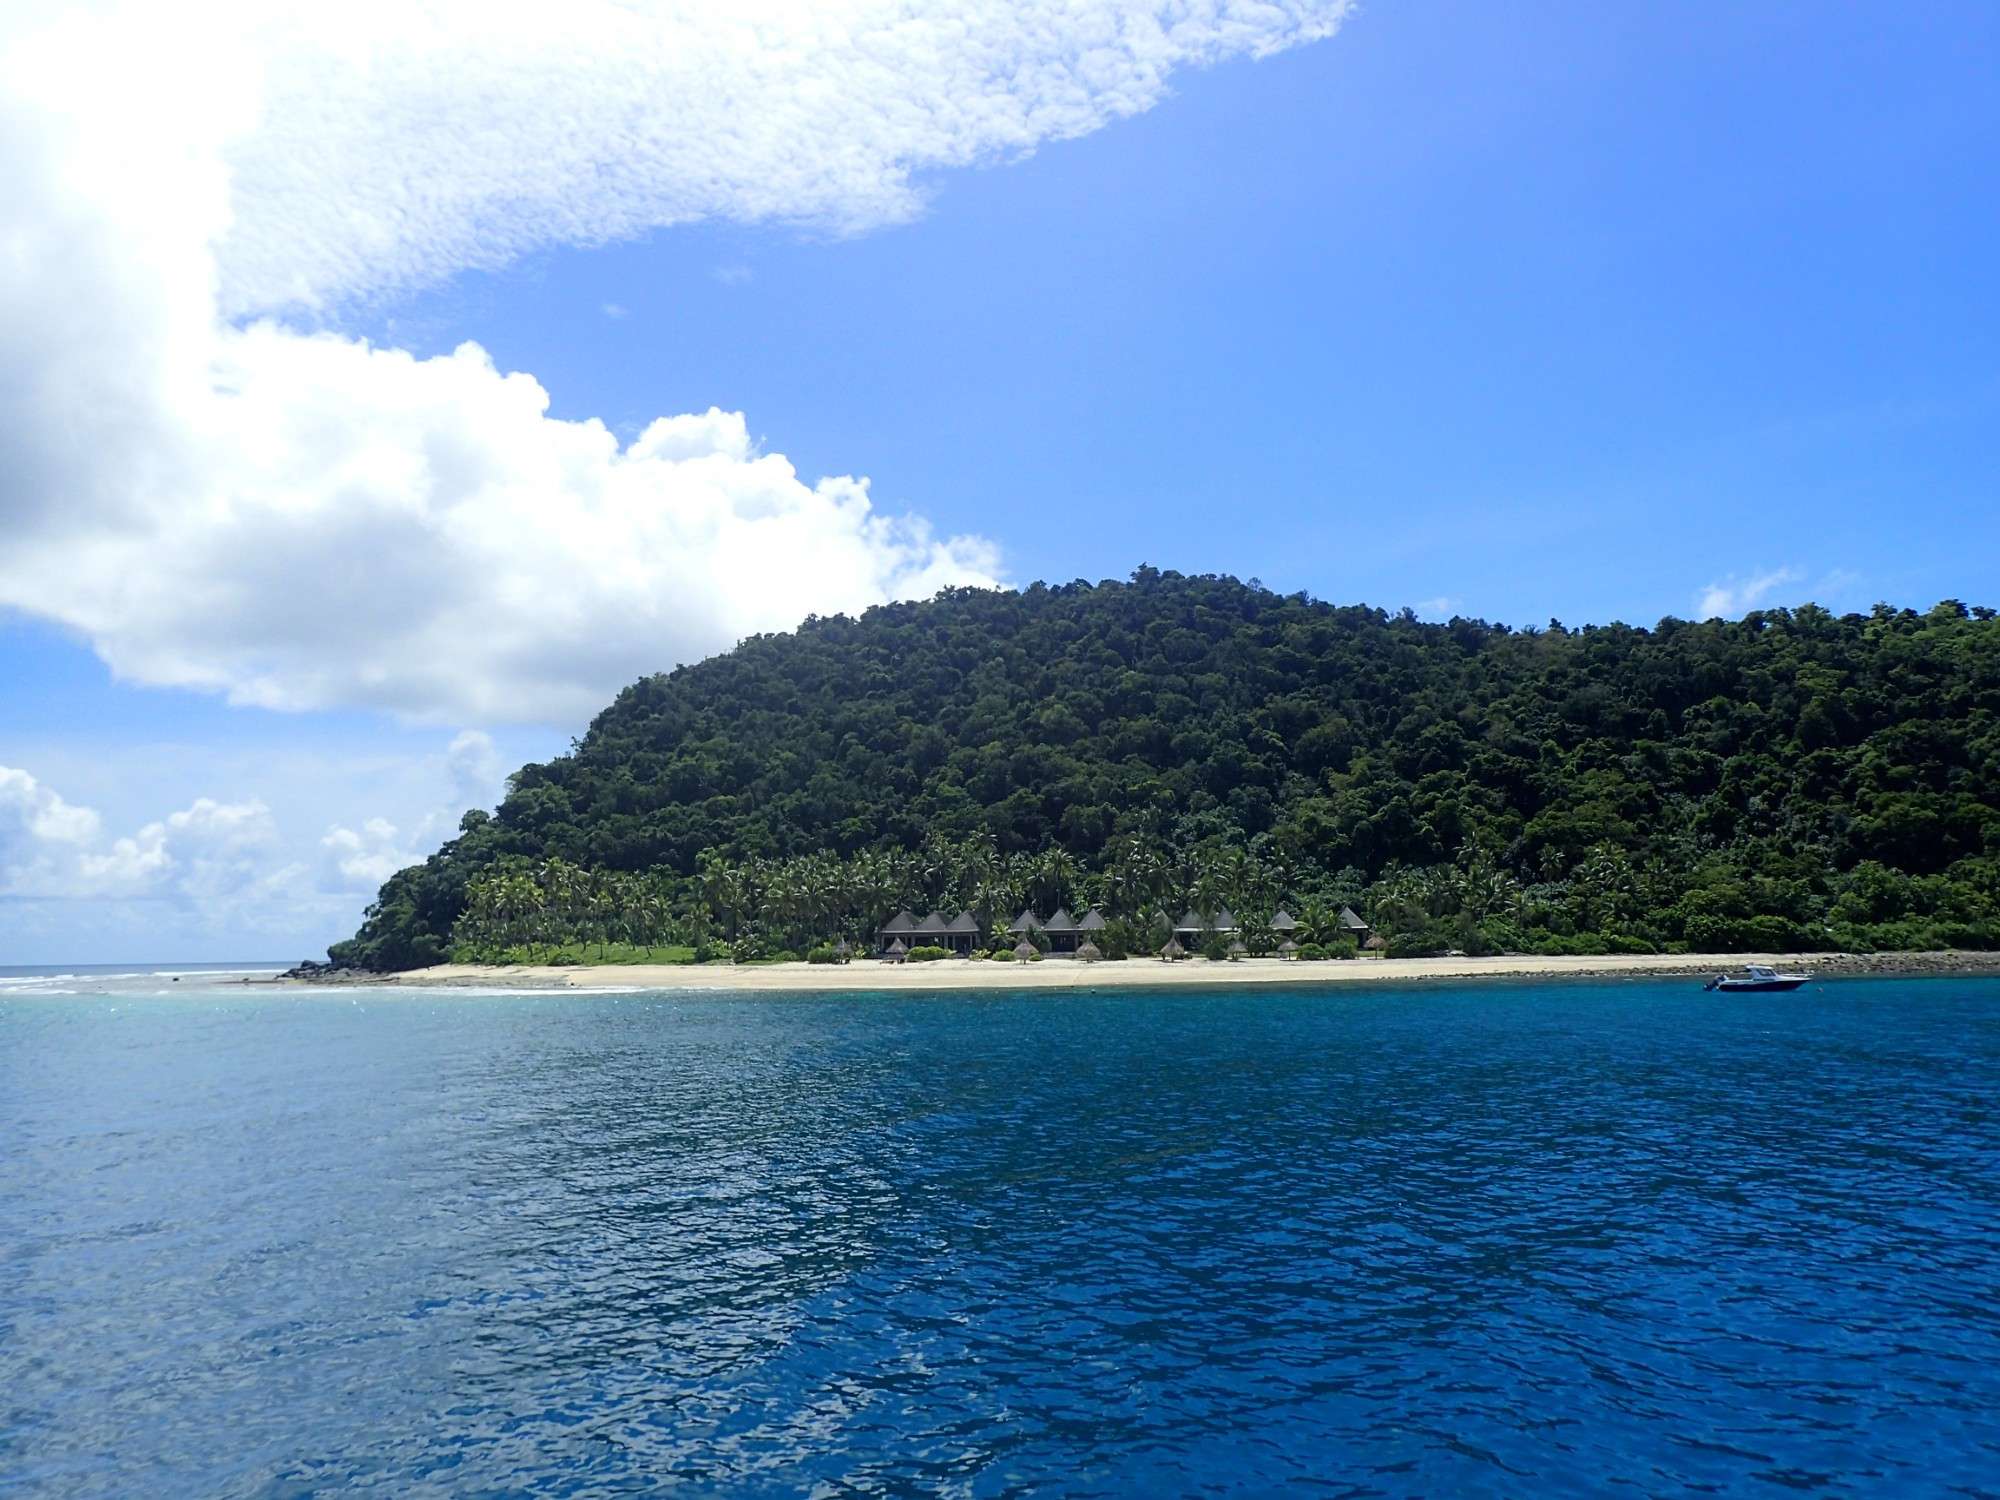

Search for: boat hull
xmin=1708 ymin=977 xmax=1808 ymax=992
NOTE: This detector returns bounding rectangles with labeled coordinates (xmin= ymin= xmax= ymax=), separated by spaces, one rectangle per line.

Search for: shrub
xmin=1530 ymin=931 xmax=1609 ymax=957
xmin=1295 ymin=942 xmax=1327 ymax=961
xmin=906 ymin=945 xmax=950 ymax=963
xmin=1324 ymin=934 xmax=1359 ymax=959
xmin=806 ymin=944 xmax=845 ymax=964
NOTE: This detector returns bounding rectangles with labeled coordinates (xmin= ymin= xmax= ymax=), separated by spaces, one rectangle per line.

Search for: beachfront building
xmin=947 ymin=911 xmax=980 ymax=950
xmin=877 ymin=910 xmax=921 ymax=951
xmin=879 ymin=906 xmax=1111 ymax=957
xmin=1173 ymin=908 xmax=1237 ymax=946
xmin=877 ymin=909 xmax=981 ymax=955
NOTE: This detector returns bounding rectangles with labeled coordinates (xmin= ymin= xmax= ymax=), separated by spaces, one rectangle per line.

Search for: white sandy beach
xmin=326 ymin=950 xmax=2000 ymax=991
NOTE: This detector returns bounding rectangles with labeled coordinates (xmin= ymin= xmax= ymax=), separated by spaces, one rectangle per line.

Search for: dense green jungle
xmin=328 ymin=571 xmax=2000 ymax=969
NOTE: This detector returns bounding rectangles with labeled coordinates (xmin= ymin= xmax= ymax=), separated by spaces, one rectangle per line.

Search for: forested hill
xmin=331 ymin=571 xmax=2000 ymax=969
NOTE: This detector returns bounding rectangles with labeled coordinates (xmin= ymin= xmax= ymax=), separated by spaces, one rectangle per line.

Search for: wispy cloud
xmin=316 ymin=730 xmax=506 ymax=892
xmin=1695 ymin=567 xmax=1807 ymax=620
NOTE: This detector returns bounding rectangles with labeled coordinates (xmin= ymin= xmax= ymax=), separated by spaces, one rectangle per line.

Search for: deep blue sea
xmin=3 ymin=974 xmax=1998 ymax=1498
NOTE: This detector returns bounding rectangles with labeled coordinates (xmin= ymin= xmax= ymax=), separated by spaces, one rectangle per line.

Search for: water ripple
xmin=2 ymin=980 xmax=1998 ymax=1496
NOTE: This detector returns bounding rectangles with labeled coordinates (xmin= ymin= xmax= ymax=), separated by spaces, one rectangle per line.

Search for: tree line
xmin=449 ymin=837 xmax=1377 ymax=962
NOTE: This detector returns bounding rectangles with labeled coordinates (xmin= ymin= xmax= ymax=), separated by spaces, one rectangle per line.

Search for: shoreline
xmin=283 ymin=949 xmax=2000 ymax=992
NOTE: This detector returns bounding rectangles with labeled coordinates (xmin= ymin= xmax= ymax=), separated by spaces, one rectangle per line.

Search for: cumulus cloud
xmin=0 ymin=767 xmax=104 ymax=894
xmin=0 ymin=763 xmax=291 ymax=909
xmin=0 ymin=1 xmax=1349 ymax=725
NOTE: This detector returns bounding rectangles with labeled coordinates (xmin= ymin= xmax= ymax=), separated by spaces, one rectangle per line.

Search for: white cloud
xmin=0 ymin=763 xmax=291 ymax=910
xmin=320 ymin=817 xmax=417 ymax=893
xmin=1695 ymin=567 xmax=1806 ymax=620
xmin=444 ymin=729 xmax=505 ymax=809
xmin=317 ymin=729 xmax=506 ymax=892
xmin=0 ymin=0 xmax=1350 ymax=725
xmin=0 ymin=767 xmax=104 ymax=896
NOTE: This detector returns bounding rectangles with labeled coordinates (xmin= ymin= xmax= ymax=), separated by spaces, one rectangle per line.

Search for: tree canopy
xmin=329 ymin=571 xmax=2000 ymax=969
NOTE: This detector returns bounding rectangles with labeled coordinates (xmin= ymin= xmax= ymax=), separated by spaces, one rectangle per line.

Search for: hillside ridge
xmin=330 ymin=571 xmax=2000 ymax=969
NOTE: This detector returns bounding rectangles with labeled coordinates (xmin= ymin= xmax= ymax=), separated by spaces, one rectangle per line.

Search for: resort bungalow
xmin=1173 ymin=908 xmax=1237 ymax=945
xmin=877 ymin=910 xmax=921 ymax=952
xmin=946 ymin=911 xmax=980 ymax=951
xmin=873 ymin=905 xmax=1114 ymax=957
xmin=876 ymin=909 xmax=980 ymax=956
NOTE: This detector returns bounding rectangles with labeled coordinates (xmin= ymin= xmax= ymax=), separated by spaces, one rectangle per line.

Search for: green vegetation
xmin=331 ymin=571 xmax=2000 ymax=969
xmin=459 ymin=941 xmax=698 ymax=968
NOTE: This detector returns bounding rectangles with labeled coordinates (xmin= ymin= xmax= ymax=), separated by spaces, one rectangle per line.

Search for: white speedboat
xmin=1703 ymin=964 xmax=1809 ymax=993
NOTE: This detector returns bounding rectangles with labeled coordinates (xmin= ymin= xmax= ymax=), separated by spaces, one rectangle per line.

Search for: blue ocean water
xmin=2 ymin=976 xmax=1997 ymax=1498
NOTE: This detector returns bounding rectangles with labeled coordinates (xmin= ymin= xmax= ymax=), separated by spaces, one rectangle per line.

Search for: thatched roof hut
xmin=1012 ymin=939 xmax=1037 ymax=960
xmin=1159 ymin=936 xmax=1187 ymax=960
xmin=1278 ymin=939 xmax=1299 ymax=958
xmin=1076 ymin=940 xmax=1103 ymax=962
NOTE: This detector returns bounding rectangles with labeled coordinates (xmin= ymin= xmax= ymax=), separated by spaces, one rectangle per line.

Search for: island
xmin=313 ymin=572 xmax=2000 ymax=978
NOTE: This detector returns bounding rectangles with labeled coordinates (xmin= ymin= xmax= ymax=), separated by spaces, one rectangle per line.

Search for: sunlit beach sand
xmin=323 ymin=950 xmax=2000 ymax=991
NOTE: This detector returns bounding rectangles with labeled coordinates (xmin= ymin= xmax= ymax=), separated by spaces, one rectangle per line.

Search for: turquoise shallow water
xmin=2 ymin=975 xmax=1997 ymax=1497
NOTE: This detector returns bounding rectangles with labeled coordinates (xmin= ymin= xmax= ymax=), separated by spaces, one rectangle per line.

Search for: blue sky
xmin=2 ymin=0 xmax=1995 ymax=962
xmin=380 ymin=0 xmax=2000 ymax=623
